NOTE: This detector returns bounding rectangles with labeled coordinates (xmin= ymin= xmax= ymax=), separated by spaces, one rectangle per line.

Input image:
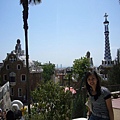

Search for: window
xmin=17 ymin=64 xmax=21 ymax=70
xmin=6 ymin=64 xmax=9 ymax=70
xmin=3 ymin=74 xmax=7 ymax=81
xmin=11 ymin=88 xmax=14 ymax=96
xmin=18 ymin=88 xmax=22 ymax=97
xmin=21 ymin=74 xmax=26 ymax=81
xmin=9 ymin=72 xmax=16 ymax=82
xmin=10 ymin=76 xmax=15 ymax=82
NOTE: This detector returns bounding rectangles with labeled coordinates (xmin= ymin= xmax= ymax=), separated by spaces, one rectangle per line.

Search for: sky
xmin=0 ymin=0 xmax=120 ymax=68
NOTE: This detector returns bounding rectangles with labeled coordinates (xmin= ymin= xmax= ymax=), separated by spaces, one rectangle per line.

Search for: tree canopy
xmin=72 ymin=57 xmax=90 ymax=81
xmin=20 ymin=0 xmax=41 ymax=4
xmin=42 ymin=62 xmax=55 ymax=82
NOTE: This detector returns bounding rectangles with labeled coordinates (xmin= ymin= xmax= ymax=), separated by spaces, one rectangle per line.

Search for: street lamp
xmin=66 ymin=67 xmax=72 ymax=90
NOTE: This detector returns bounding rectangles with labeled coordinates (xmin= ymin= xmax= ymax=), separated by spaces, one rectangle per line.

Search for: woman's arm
xmin=86 ymin=107 xmax=92 ymax=119
xmin=85 ymin=98 xmax=92 ymax=118
xmin=106 ymin=98 xmax=114 ymax=120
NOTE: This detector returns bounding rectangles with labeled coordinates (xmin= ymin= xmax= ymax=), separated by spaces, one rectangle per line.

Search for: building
xmin=0 ymin=39 xmax=43 ymax=103
xmin=99 ymin=13 xmax=114 ymax=80
xmin=116 ymin=48 xmax=120 ymax=64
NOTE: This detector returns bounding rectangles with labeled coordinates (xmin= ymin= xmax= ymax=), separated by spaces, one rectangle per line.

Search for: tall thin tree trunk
xmin=22 ymin=0 xmax=31 ymax=116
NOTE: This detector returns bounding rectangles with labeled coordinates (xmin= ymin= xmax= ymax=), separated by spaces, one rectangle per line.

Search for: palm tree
xmin=20 ymin=0 xmax=41 ymax=115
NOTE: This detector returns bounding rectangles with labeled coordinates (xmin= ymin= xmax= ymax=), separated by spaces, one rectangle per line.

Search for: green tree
xmin=108 ymin=63 xmax=120 ymax=85
xmin=72 ymin=57 xmax=90 ymax=81
xmin=72 ymin=57 xmax=90 ymax=118
xmin=42 ymin=62 xmax=55 ymax=82
xmin=31 ymin=81 xmax=73 ymax=120
xmin=20 ymin=0 xmax=41 ymax=115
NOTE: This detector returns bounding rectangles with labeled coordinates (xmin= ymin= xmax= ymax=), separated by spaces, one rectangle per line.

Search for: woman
xmin=85 ymin=71 xmax=114 ymax=120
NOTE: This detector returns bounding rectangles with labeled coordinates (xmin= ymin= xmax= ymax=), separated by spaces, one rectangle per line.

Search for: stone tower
xmin=102 ymin=13 xmax=113 ymax=67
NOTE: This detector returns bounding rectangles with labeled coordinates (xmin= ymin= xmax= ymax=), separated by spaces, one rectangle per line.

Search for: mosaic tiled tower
xmin=102 ymin=13 xmax=113 ymax=66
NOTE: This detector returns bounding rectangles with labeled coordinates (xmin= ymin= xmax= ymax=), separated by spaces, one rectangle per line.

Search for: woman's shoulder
xmin=101 ymin=86 xmax=110 ymax=91
xmin=101 ymin=86 xmax=111 ymax=98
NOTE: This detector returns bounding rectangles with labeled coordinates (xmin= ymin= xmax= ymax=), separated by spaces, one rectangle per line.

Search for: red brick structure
xmin=0 ymin=39 xmax=43 ymax=103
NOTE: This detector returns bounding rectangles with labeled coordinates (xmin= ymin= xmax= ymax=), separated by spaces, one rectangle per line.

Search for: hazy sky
xmin=0 ymin=0 xmax=120 ymax=67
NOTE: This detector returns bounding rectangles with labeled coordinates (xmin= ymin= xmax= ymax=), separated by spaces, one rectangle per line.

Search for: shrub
xmin=31 ymin=81 xmax=73 ymax=120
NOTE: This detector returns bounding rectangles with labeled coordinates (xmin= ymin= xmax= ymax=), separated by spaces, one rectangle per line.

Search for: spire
xmin=103 ymin=13 xmax=112 ymax=62
xmin=14 ymin=39 xmax=24 ymax=56
xmin=104 ymin=13 xmax=109 ymax=32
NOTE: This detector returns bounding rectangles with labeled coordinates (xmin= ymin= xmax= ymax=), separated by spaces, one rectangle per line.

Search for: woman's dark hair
xmin=85 ymin=71 xmax=101 ymax=100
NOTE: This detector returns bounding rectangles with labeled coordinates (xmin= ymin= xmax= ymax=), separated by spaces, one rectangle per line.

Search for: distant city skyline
xmin=0 ymin=0 xmax=120 ymax=67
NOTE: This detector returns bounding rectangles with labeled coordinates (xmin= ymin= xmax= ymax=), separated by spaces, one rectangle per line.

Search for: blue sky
xmin=0 ymin=0 xmax=120 ymax=68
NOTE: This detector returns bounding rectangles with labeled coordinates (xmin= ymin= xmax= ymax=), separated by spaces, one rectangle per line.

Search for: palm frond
xmin=20 ymin=0 xmax=41 ymax=5
xmin=20 ymin=0 xmax=23 ymax=4
xmin=29 ymin=0 xmax=42 ymax=4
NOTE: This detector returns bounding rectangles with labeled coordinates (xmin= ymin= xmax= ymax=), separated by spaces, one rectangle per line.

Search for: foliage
xmin=108 ymin=63 xmax=120 ymax=85
xmin=72 ymin=57 xmax=90 ymax=81
xmin=42 ymin=62 xmax=55 ymax=82
xmin=112 ymin=94 xmax=119 ymax=99
xmin=72 ymin=90 xmax=86 ymax=119
xmin=72 ymin=57 xmax=90 ymax=118
xmin=31 ymin=81 xmax=73 ymax=120
xmin=20 ymin=0 xmax=41 ymax=5
xmin=101 ymin=79 xmax=109 ymax=87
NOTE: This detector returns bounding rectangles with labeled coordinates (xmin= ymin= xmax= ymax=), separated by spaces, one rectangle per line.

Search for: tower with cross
xmin=102 ymin=13 xmax=113 ymax=67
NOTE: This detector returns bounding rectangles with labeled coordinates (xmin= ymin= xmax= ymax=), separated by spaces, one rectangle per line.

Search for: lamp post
xmin=66 ymin=67 xmax=72 ymax=90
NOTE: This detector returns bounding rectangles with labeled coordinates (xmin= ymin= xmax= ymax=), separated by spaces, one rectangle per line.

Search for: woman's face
xmin=87 ymin=74 xmax=97 ymax=88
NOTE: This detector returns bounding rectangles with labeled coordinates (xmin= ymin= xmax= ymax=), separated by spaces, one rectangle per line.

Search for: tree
xmin=72 ymin=57 xmax=90 ymax=81
xmin=20 ymin=0 xmax=41 ymax=115
xmin=31 ymin=81 xmax=73 ymax=120
xmin=108 ymin=63 xmax=120 ymax=85
xmin=42 ymin=62 xmax=55 ymax=83
xmin=72 ymin=57 xmax=90 ymax=118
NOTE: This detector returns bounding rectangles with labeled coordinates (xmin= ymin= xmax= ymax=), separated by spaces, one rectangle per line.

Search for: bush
xmin=112 ymin=94 xmax=118 ymax=99
xmin=31 ymin=81 xmax=73 ymax=120
xmin=72 ymin=90 xmax=86 ymax=119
